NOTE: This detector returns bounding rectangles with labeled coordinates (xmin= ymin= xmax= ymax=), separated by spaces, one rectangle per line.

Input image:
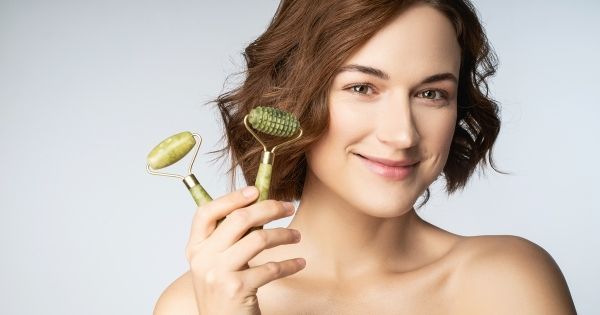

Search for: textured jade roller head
xmin=243 ymin=105 xmax=303 ymax=205
xmin=146 ymin=131 xmax=213 ymax=207
xmin=244 ymin=106 xmax=303 ymax=153
xmin=247 ymin=106 xmax=301 ymax=138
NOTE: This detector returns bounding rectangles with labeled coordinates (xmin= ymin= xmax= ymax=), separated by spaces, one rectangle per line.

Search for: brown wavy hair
xmin=207 ymin=0 xmax=503 ymax=206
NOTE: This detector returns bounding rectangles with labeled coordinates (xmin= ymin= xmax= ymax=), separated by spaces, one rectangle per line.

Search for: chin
xmin=344 ymin=190 xmax=420 ymax=218
xmin=305 ymin=152 xmax=435 ymax=216
xmin=343 ymin=174 xmax=427 ymax=217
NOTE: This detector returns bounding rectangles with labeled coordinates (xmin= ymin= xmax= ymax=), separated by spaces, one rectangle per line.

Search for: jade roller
xmin=243 ymin=106 xmax=303 ymax=234
xmin=245 ymin=106 xmax=303 ymax=201
xmin=146 ymin=131 xmax=213 ymax=207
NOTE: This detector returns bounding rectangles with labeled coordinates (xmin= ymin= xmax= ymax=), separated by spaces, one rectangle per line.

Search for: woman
xmin=155 ymin=0 xmax=577 ymax=314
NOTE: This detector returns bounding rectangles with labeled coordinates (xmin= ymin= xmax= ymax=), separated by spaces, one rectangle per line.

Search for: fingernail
xmin=292 ymin=229 xmax=301 ymax=241
xmin=242 ymin=186 xmax=257 ymax=198
xmin=296 ymin=258 xmax=306 ymax=267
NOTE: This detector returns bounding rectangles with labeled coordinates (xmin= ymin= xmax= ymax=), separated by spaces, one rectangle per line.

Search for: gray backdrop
xmin=1 ymin=0 xmax=598 ymax=314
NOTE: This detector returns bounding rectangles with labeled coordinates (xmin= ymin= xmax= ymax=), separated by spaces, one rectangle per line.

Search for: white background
xmin=1 ymin=0 xmax=598 ymax=314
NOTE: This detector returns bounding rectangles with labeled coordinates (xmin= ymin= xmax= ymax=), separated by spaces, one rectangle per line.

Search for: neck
xmin=287 ymin=171 xmax=430 ymax=281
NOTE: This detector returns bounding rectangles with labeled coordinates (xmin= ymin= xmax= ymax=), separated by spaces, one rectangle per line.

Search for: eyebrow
xmin=336 ymin=64 xmax=458 ymax=85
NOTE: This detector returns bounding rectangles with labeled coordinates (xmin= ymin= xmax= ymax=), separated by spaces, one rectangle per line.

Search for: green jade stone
xmin=254 ymin=161 xmax=272 ymax=202
xmin=248 ymin=106 xmax=299 ymax=137
xmin=189 ymin=183 xmax=225 ymax=227
xmin=188 ymin=183 xmax=213 ymax=207
xmin=242 ymin=163 xmax=273 ymax=237
xmin=243 ymin=159 xmax=273 ymax=238
xmin=147 ymin=131 xmax=196 ymax=169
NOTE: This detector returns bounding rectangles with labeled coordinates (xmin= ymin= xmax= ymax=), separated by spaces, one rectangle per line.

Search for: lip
xmin=354 ymin=153 xmax=419 ymax=180
xmin=355 ymin=153 xmax=419 ymax=167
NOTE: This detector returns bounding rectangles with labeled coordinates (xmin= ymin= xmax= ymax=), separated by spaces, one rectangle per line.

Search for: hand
xmin=186 ymin=186 xmax=305 ymax=315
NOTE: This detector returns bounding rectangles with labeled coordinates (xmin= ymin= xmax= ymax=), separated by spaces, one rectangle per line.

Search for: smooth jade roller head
xmin=248 ymin=106 xmax=300 ymax=137
xmin=147 ymin=131 xmax=196 ymax=170
xmin=146 ymin=131 xmax=213 ymax=208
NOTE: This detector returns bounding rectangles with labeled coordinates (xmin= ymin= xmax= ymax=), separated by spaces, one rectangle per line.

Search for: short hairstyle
xmin=209 ymin=0 xmax=502 ymax=206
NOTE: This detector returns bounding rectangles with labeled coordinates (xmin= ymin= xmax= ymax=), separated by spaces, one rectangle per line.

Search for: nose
xmin=375 ymin=94 xmax=420 ymax=148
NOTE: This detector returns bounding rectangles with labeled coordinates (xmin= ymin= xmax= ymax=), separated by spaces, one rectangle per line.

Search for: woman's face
xmin=305 ymin=4 xmax=461 ymax=217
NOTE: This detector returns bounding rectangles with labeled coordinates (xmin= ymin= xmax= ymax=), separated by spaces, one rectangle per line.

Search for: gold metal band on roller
xmin=183 ymin=174 xmax=200 ymax=189
xmin=261 ymin=151 xmax=274 ymax=164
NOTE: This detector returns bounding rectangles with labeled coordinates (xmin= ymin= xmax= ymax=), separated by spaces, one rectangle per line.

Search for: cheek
xmin=417 ymin=107 xmax=456 ymax=145
xmin=304 ymin=111 xmax=341 ymax=174
xmin=414 ymin=107 xmax=457 ymax=171
xmin=441 ymin=111 xmax=457 ymax=150
xmin=437 ymin=115 xmax=456 ymax=153
xmin=315 ymin=98 xmax=368 ymax=153
xmin=304 ymin=98 xmax=366 ymax=184
xmin=329 ymin=100 xmax=367 ymax=138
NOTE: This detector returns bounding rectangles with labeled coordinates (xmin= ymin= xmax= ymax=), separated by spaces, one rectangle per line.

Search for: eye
xmin=417 ymin=89 xmax=448 ymax=101
xmin=345 ymin=83 xmax=375 ymax=96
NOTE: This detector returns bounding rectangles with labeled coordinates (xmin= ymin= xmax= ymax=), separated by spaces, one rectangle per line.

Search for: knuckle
xmin=265 ymin=200 xmax=284 ymax=213
xmin=194 ymin=208 xmax=211 ymax=222
xmin=228 ymin=209 xmax=250 ymax=223
xmin=195 ymin=199 xmax=215 ymax=215
xmin=230 ymin=190 xmax=251 ymax=206
xmin=265 ymin=261 xmax=282 ymax=277
xmin=250 ymin=229 xmax=269 ymax=247
xmin=219 ymin=274 xmax=245 ymax=299
xmin=203 ymin=268 xmax=221 ymax=286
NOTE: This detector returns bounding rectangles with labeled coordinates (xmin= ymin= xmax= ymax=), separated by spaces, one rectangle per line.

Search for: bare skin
xmin=154 ymin=227 xmax=576 ymax=314
xmin=248 ymin=209 xmax=466 ymax=315
xmin=153 ymin=4 xmax=577 ymax=315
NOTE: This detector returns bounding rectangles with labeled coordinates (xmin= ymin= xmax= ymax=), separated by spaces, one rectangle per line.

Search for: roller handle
xmin=254 ymin=161 xmax=272 ymax=203
xmin=188 ymin=182 xmax=213 ymax=206
xmin=183 ymin=175 xmax=227 ymax=228
xmin=244 ymin=153 xmax=273 ymax=236
xmin=186 ymin=173 xmax=263 ymax=236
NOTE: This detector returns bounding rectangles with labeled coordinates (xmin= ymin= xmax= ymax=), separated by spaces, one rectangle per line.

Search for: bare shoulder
xmin=450 ymin=235 xmax=577 ymax=314
xmin=153 ymin=271 xmax=199 ymax=315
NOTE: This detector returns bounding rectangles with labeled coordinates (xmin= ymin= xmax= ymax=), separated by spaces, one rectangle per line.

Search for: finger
xmin=188 ymin=186 xmax=259 ymax=246
xmin=222 ymin=228 xmax=301 ymax=270
xmin=207 ymin=200 xmax=295 ymax=251
xmin=237 ymin=258 xmax=306 ymax=289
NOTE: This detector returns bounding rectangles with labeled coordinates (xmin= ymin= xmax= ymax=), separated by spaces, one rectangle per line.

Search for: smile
xmin=354 ymin=153 xmax=418 ymax=181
